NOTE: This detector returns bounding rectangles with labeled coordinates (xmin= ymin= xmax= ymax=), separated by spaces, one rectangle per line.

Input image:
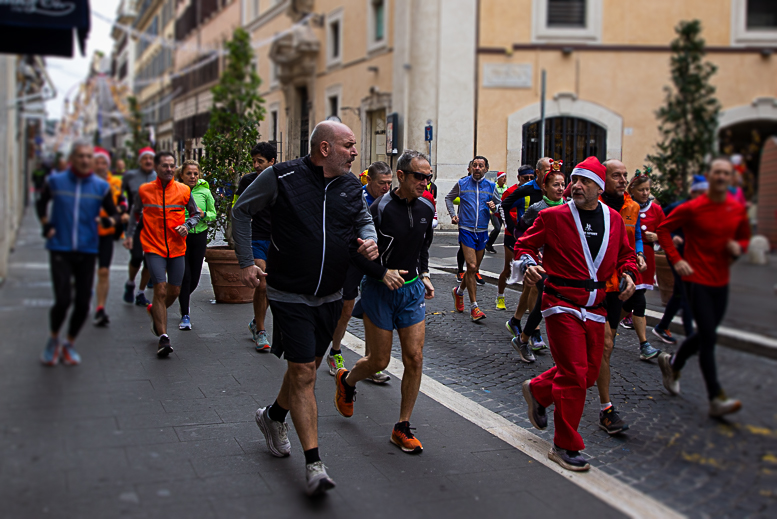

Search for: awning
xmin=0 ymin=0 xmax=91 ymax=57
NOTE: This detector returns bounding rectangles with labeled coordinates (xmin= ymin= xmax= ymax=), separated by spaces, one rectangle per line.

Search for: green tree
xmin=124 ymin=96 xmax=149 ymax=169
xmin=647 ymin=20 xmax=720 ymax=206
xmin=200 ymin=27 xmax=265 ymax=247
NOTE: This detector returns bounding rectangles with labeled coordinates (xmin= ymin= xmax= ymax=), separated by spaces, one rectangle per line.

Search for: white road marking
xmin=342 ymin=331 xmax=685 ymax=519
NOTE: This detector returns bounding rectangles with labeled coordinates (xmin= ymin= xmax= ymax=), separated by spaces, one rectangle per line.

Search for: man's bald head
xmin=309 ymin=120 xmax=358 ymax=177
xmin=603 ymin=159 xmax=628 ymax=196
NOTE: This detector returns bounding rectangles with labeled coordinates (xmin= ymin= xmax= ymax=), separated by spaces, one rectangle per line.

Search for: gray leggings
xmin=145 ymin=253 xmax=185 ymax=287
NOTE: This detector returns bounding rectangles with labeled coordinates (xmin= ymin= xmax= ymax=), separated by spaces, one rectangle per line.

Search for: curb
xmin=430 ymin=264 xmax=777 ymax=360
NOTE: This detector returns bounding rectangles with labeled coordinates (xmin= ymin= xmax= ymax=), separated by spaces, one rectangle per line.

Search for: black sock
xmin=304 ymin=447 xmax=320 ymax=465
xmin=511 ymin=316 xmax=521 ymax=327
xmin=267 ymin=400 xmax=289 ymax=422
xmin=330 ymin=348 xmax=341 ymax=356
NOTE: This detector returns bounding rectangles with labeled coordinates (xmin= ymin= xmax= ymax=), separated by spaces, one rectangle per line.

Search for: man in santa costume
xmin=515 ymin=156 xmax=637 ymax=472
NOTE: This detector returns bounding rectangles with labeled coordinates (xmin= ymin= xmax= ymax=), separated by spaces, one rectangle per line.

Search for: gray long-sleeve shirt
xmin=232 ymin=166 xmax=378 ymax=305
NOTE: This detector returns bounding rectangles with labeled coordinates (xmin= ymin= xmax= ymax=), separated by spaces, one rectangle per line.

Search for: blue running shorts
xmin=360 ymin=276 xmax=426 ymax=331
xmin=252 ymin=239 xmax=271 ymax=261
xmin=459 ymin=229 xmax=489 ymax=251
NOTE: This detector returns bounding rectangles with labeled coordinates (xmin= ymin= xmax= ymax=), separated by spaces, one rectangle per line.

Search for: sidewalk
xmin=1 ymin=210 xmax=644 ymax=519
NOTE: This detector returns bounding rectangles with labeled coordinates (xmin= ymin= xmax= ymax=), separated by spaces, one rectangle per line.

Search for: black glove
xmin=100 ymin=216 xmax=114 ymax=228
xmin=42 ymin=222 xmax=54 ymax=238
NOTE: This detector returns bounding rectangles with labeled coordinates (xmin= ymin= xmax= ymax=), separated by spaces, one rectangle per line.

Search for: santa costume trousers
xmin=530 ymin=311 xmax=605 ymax=452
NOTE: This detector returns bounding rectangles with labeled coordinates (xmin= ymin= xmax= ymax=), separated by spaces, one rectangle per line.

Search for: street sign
xmin=424 ymin=124 xmax=433 ymax=142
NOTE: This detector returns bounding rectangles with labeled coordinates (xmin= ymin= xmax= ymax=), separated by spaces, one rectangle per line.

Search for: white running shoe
xmin=327 ymin=353 xmax=345 ymax=376
xmin=709 ymin=395 xmax=742 ymax=418
xmin=255 ymin=407 xmax=291 ymax=457
xmin=658 ymin=352 xmax=680 ymax=395
xmin=306 ymin=461 xmax=336 ymax=496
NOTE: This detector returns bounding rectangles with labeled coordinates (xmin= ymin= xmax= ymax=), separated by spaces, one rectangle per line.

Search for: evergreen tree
xmin=200 ymin=27 xmax=265 ymax=247
xmin=124 ymin=96 xmax=149 ymax=169
xmin=647 ymin=20 xmax=720 ymax=206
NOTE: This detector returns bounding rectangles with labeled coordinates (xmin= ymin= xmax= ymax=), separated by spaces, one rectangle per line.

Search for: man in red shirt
xmin=656 ymin=157 xmax=750 ymax=418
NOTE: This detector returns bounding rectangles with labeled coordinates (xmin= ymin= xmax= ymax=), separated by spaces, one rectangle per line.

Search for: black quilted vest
xmin=267 ymin=155 xmax=365 ymax=296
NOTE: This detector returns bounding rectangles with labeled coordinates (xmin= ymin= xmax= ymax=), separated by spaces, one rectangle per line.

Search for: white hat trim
xmin=570 ymin=167 xmax=605 ymax=190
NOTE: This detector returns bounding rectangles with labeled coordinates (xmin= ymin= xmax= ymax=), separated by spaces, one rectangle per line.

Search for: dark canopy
xmin=0 ymin=0 xmax=91 ymax=57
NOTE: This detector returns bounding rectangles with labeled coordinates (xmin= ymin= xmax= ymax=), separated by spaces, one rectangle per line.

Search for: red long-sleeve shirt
xmin=656 ymin=193 xmax=750 ymax=287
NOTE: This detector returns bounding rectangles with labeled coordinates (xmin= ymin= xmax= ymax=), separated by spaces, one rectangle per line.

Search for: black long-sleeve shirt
xmin=353 ymin=189 xmax=435 ymax=282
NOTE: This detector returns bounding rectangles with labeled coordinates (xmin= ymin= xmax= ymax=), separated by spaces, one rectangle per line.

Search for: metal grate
xmin=547 ymin=0 xmax=586 ymax=28
xmin=521 ymin=116 xmax=607 ymax=176
xmin=747 ymin=0 xmax=777 ymax=29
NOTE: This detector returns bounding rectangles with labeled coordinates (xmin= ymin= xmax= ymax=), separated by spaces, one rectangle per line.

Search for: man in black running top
xmin=333 ymin=150 xmax=435 ymax=454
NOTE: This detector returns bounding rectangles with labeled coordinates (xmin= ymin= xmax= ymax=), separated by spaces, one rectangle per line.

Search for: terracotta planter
xmin=205 ymin=246 xmax=253 ymax=303
xmin=654 ymin=251 xmax=674 ymax=306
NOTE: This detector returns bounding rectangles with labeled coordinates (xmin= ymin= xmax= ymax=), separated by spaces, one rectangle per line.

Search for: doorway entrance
xmin=367 ymin=109 xmax=387 ymax=167
xmin=522 ymin=116 xmax=607 ymax=176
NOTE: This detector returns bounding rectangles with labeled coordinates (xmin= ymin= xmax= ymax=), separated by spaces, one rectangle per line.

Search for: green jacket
xmin=186 ymin=178 xmax=216 ymax=234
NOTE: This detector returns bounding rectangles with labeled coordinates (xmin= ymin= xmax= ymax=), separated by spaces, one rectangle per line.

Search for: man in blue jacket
xmin=36 ymin=139 xmax=119 ymax=366
xmin=445 ymin=155 xmax=500 ymax=321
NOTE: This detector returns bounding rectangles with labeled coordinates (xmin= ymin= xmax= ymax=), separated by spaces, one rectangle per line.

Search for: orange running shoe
xmin=334 ymin=368 xmax=355 ymax=417
xmin=471 ymin=306 xmax=486 ymax=321
xmin=391 ymin=421 xmax=423 ymax=454
xmin=456 ymin=272 xmax=464 ymax=283
xmin=452 ymin=286 xmax=464 ymax=312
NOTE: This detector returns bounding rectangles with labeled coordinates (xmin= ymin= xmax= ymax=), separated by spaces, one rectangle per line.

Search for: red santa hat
xmin=570 ymin=156 xmax=606 ymax=190
xmin=94 ymin=146 xmax=111 ymax=163
xmin=497 ymin=171 xmax=506 ymax=179
xmin=138 ymin=147 xmax=155 ymax=159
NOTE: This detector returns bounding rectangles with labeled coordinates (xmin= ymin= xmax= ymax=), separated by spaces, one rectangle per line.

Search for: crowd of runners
xmin=34 ymin=119 xmax=750 ymax=495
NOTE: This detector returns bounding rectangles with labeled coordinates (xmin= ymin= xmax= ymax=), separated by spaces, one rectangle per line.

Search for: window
xmin=532 ymin=0 xmax=601 ymax=43
xmin=270 ymin=110 xmax=278 ymax=142
xmin=368 ymin=0 xmax=388 ymax=51
xmin=328 ymin=95 xmax=339 ymax=118
xmin=327 ymin=9 xmax=344 ymax=65
xmin=547 ymin=0 xmax=586 ymax=28
xmin=330 ymin=21 xmax=340 ymax=59
xmin=732 ymin=0 xmax=777 ymax=45
xmin=747 ymin=0 xmax=777 ymax=29
xmin=521 ymin=117 xmax=607 ymax=176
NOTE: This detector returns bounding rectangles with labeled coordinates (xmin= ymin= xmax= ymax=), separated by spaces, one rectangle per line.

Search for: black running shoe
xmin=123 ymin=282 xmax=135 ymax=304
xmin=599 ymin=406 xmax=629 ymax=435
xmin=475 ymin=272 xmax=486 ymax=286
xmin=548 ymin=444 xmax=590 ymax=472
xmin=485 ymin=244 xmax=497 ymax=254
xmin=135 ymin=292 xmax=151 ymax=307
xmin=93 ymin=308 xmax=110 ymax=327
xmin=157 ymin=335 xmax=173 ymax=358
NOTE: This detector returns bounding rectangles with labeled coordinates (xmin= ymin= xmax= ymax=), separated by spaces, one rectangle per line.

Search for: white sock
xmin=470 ymin=302 xmax=478 ymax=310
xmin=600 ymin=402 xmax=612 ymax=411
xmin=160 ymin=333 xmax=169 ymax=339
xmin=456 ymin=286 xmax=465 ymax=296
xmin=136 ymin=289 xmax=145 ymax=296
xmin=497 ymin=292 xmax=504 ymax=297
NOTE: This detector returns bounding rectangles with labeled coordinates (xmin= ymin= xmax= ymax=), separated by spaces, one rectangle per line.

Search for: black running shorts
xmin=605 ymin=291 xmax=624 ymax=331
xmin=342 ymin=262 xmax=364 ymax=301
xmin=268 ymin=299 xmax=344 ymax=363
xmin=98 ymin=235 xmax=114 ymax=269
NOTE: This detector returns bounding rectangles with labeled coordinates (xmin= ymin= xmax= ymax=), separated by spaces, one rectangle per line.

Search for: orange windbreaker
xmin=138 ymin=178 xmax=191 ymax=258
xmin=98 ymin=172 xmax=123 ymax=237
xmin=602 ymin=192 xmax=639 ymax=292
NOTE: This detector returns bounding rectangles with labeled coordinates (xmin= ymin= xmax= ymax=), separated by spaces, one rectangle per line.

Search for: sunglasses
xmin=520 ymin=175 xmax=536 ymax=180
xmin=409 ymin=171 xmax=433 ymax=182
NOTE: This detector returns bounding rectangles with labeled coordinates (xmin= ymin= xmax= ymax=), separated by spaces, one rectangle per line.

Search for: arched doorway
xmin=719 ymin=120 xmax=777 ymax=201
xmin=522 ymin=116 xmax=607 ymax=176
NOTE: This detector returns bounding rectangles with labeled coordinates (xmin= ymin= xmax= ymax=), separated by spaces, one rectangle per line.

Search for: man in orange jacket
xmin=125 ymin=151 xmax=201 ymax=357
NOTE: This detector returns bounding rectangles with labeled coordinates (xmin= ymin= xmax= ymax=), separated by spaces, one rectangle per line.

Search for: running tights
xmin=179 ymin=231 xmax=208 ymax=316
xmin=457 ymin=245 xmax=465 ymax=273
xmin=50 ymin=251 xmax=96 ymax=338
xmin=622 ymin=288 xmax=647 ymax=317
xmin=487 ymin=213 xmax=502 ymax=248
xmin=671 ymin=282 xmax=728 ymax=400
xmin=523 ymin=279 xmax=544 ymax=336
xmin=658 ymin=264 xmax=694 ymax=336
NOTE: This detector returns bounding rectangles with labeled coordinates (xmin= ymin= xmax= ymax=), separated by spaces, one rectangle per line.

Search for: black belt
xmin=544 ymin=285 xmax=605 ymax=311
xmin=547 ymin=276 xmax=605 ymax=292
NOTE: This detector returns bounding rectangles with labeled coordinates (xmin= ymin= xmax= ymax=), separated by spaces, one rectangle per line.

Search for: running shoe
xmin=471 ymin=306 xmax=486 ymax=321
xmin=327 ymin=352 xmax=345 ymax=376
xmin=511 ymin=337 xmax=535 ymax=363
xmin=135 ymin=292 xmax=150 ymax=307
xmin=123 ymin=281 xmax=135 ymax=304
xmin=390 ymin=421 xmax=423 ymax=454
xmin=485 ymin=244 xmax=497 ymax=254
xmin=255 ymin=406 xmax=291 ymax=457
xmin=620 ymin=316 xmax=634 ymax=329
xmin=147 ymin=280 xmax=153 ymax=289
xmin=658 ymin=352 xmax=680 ymax=395
xmin=475 ymin=272 xmax=486 ymax=286
xmin=255 ymin=331 xmax=270 ymax=352
xmin=60 ymin=342 xmax=81 ymax=366
xmin=598 ymin=406 xmax=629 ymax=435
xmin=40 ymin=337 xmax=61 ymax=366
xmin=452 ymin=287 xmax=464 ymax=313
xmin=334 ymin=368 xmax=356 ymax=418
xmin=306 ymin=461 xmax=336 ymax=497
xmin=522 ymin=380 xmax=547 ymax=430
xmin=456 ymin=272 xmax=464 ymax=283
xmin=505 ymin=319 xmax=522 ymax=339
xmin=639 ymin=341 xmax=660 ymax=361
xmin=495 ymin=295 xmax=506 ymax=311
xmin=147 ymin=304 xmax=159 ymax=337
xmin=157 ymin=335 xmax=173 ymax=358
xmin=249 ymin=318 xmax=258 ymax=341
xmin=93 ymin=308 xmax=110 ymax=327
xmin=530 ymin=330 xmax=546 ymax=351
xmin=709 ymin=393 xmax=742 ymax=418
xmin=367 ymin=371 xmax=391 ymax=384
xmin=652 ymin=327 xmax=677 ymax=345
xmin=179 ymin=315 xmax=192 ymax=330
xmin=548 ymin=444 xmax=590 ymax=472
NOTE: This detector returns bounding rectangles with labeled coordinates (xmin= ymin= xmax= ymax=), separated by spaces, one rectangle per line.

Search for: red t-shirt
xmin=657 ymin=193 xmax=750 ymax=287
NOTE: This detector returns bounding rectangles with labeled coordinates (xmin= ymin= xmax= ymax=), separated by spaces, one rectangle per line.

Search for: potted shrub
xmin=201 ymin=28 xmax=265 ymax=303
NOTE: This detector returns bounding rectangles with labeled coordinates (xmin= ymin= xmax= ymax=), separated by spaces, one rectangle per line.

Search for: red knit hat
xmin=570 ymin=156 xmax=606 ymax=190
xmin=138 ymin=147 xmax=155 ymax=159
xmin=94 ymin=146 xmax=111 ymax=163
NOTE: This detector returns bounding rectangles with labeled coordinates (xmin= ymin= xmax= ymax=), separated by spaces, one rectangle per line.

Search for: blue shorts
xmin=252 ymin=239 xmax=271 ymax=261
xmin=459 ymin=229 xmax=489 ymax=251
xmin=360 ymin=276 xmax=426 ymax=331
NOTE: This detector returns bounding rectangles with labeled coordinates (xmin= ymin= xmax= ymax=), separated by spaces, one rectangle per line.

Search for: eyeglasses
xmin=520 ymin=175 xmax=535 ymax=180
xmin=410 ymin=172 xmax=433 ymax=182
